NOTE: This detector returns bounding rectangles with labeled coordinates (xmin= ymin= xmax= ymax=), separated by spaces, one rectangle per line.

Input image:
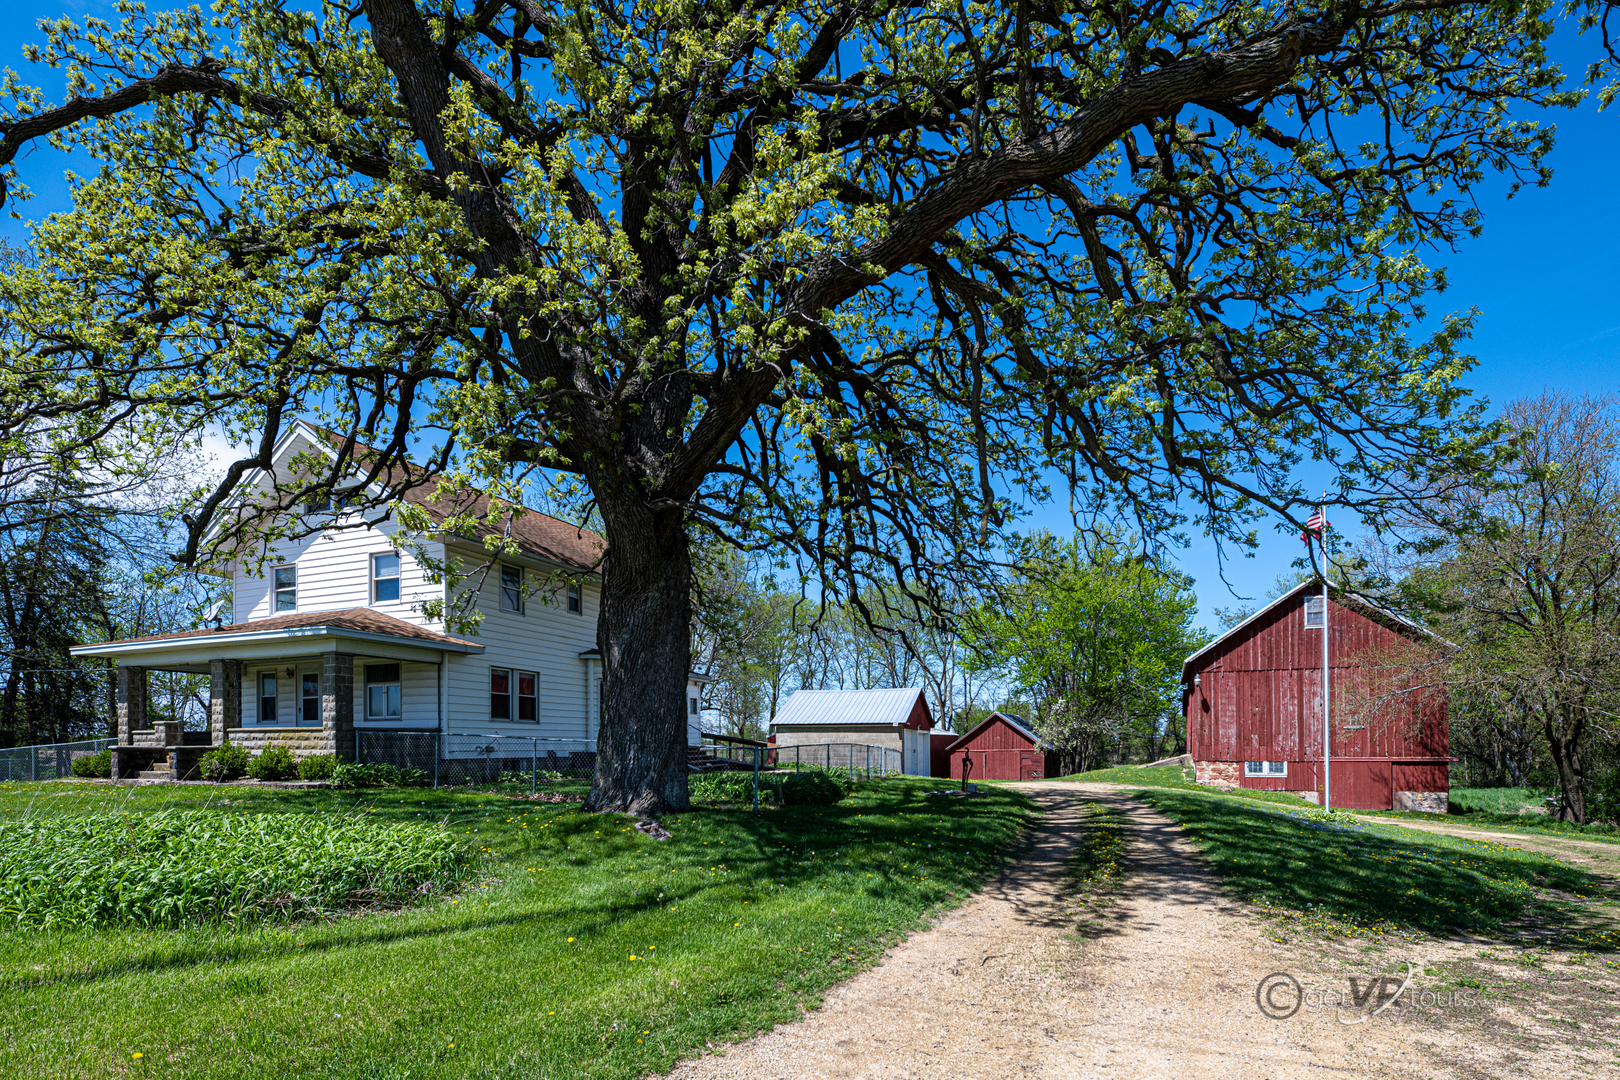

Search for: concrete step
xmin=137 ymin=768 xmax=170 ymax=780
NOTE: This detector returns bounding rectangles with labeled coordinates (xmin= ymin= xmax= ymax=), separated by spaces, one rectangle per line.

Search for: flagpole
xmin=1321 ymin=494 xmax=1331 ymax=813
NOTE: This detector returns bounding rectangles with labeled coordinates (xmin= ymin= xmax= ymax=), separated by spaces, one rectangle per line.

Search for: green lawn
xmin=1055 ymin=764 xmax=1314 ymax=806
xmin=1136 ymin=788 xmax=1614 ymax=947
xmin=0 ymin=776 xmax=1035 ymax=1079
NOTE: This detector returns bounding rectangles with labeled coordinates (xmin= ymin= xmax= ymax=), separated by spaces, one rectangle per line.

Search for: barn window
xmin=1244 ymin=760 xmax=1288 ymax=777
xmin=1303 ymin=595 xmax=1325 ymax=627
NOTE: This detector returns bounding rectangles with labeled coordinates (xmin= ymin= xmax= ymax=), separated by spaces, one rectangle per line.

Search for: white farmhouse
xmin=70 ymin=421 xmax=706 ymax=781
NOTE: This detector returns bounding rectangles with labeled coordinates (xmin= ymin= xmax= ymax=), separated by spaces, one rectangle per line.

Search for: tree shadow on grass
xmin=1137 ymin=789 xmax=1616 ymax=946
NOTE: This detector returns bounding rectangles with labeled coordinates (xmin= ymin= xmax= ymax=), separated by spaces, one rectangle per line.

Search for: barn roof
xmin=1180 ymin=578 xmax=1448 ymax=682
xmin=946 ymin=711 xmax=1054 ymax=751
xmin=771 ymin=687 xmax=930 ymax=727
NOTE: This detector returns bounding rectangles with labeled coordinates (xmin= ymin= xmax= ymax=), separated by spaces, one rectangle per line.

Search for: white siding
xmin=239 ymin=658 xmax=439 ymax=729
xmin=232 ymin=520 xmax=447 ymax=630
xmin=442 ymin=542 xmax=599 ymax=740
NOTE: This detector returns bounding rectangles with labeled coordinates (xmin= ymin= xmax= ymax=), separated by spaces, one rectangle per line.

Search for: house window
xmin=366 ymin=663 xmax=402 ymax=720
xmin=688 ymin=696 xmax=699 ymax=715
xmin=1304 ymin=595 xmax=1325 ymax=628
xmin=1244 ymin=761 xmax=1288 ymax=777
xmin=567 ymin=582 xmax=582 ymax=613
xmin=373 ymin=552 xmax=401 ymax=603
xmin=517 ymin=671 xmax=537 ymax=722
xmin=300 ymin=673 xmax=321 ymax=727
xmin=259 ymin=674 xmax=278 ymax=724
xmin=491 ymin=667 xmax=511 ymax=720
xmin=274 ymin=566 xmax=297 ymax=611
xmin=500 ymin=565 xmax=523 ymax=613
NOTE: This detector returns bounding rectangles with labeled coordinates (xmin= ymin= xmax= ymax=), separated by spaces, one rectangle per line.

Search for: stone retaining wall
xmin=223 ymin=728 xmax=338 ymax=758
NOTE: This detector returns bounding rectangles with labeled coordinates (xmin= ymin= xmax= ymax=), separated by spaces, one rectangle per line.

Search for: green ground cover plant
xmin=1137 ymin=788 xmax=1612 ymax=946
xmin=0 ymin=776 xmax=1033 ymax=1079
xmin=0 ymin=809 xmax=473 ymax=929
xmin=331 ymin=762 xmax=428 ymax=789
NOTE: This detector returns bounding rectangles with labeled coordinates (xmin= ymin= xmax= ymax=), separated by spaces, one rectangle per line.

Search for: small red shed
xmin=1181 ymin=580 xmax=1450 ymax=812
xmin=946 ymin=712 xmax=1061 ymax=782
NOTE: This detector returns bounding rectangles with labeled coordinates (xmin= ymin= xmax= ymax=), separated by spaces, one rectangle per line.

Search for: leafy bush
xmin=331 ymin=762 xmax=428 ymax=789
xmin=0 ymin=810 xmax=475 ymax=928
xmin=198 ymin=741 xmax=252 ymax=782
xmin=70 ymin=749 xmax=112 ymax=778
xmin=297 ymin=754 xmax=339 ymax=781
xmin=247 ymin=745 xmax=298 ymax=781
xmin=779 ymin=769 xmax=847 ymax=806
xmin=690 ymin=771 xmax=755 ymax=804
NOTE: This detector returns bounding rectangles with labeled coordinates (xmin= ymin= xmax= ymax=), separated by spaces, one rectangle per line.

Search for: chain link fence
xmin=762 ymin=741 xmax=902 ymax=778
xmin=355 ymin=731 xmax=596 ymax=790
xmin=0 ymin=738 xmax=115 ymax=782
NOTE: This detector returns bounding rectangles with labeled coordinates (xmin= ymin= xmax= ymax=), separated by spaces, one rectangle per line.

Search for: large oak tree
xmin=0 ymin=0 xmax=1589 ymax=812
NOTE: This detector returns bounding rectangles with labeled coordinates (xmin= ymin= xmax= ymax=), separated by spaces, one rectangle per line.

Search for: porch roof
xmin=70 ymin=608 xmax=485 ymax=668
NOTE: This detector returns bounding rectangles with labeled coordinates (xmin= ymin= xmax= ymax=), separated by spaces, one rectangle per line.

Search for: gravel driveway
xmin=663 ymin=782 xmax=1456 ymax=1080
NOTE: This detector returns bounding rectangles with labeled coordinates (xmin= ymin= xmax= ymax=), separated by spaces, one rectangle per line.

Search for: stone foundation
xmin=1194 ymin=759 xmax=1241 ymax=787
xmin=223 ymin=728 xmax=339 ymax=758
xmin=1394 ymin=790 xmax=1448 ymax=814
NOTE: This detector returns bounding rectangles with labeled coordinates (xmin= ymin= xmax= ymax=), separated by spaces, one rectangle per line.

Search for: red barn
xmin=946 ymin=712 xmax=1061 ymax=782
xmin=1181 ymin=580 xmax=1450 ymax=811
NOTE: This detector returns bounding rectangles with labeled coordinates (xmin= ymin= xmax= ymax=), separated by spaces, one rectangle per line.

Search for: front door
xmin=299 ymin=672 xmax=321 ymax=727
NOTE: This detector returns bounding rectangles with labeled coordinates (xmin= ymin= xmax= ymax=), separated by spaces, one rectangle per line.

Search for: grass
xmin=1055 ymin=763 xmax=1315 ymax=807
xmin=1136 ymin=788 xmax=1614 ymax=947
xmin=1066 ymin=801 xmax=1127 ymax=892
xmin=0 ymin=776 xmax=1035 ymax=1079
xmin=1450 ymin=786 xmax=1548 ymax=815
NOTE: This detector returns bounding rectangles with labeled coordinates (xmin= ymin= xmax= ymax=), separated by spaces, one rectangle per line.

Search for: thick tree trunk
xmin=584 ymin=501 xmax=692 ymax=816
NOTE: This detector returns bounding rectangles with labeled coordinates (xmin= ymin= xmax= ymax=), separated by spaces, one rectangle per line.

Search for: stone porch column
xmin=116 ymin=666 xmax=146 ymax=744
xmin=322 ymin=652 xmax=356 ymax=760
xmin=209 ymin=659 xmax=240 ymax=746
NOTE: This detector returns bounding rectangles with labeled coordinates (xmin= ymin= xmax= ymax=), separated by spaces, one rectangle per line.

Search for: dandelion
xmin=132 ymin=1053 xmax=144 ymax=1060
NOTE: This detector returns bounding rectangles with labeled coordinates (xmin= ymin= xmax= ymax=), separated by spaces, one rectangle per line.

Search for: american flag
xmin=1304 ymin=506 xmax=1327 ymax=534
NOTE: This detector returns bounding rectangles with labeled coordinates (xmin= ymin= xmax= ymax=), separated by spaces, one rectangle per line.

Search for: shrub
xmin=779 ymin=769 xmax=847 ymax=806
xmin=331 ymin=762 xmax=428 ymax=789
xmin=297 ymin=754 xmax=339 ymax=781
xmin=0 ymin=810 xmax=476 ymax=928
xmin=198 ymin=741 xmax=252 ymax=782
xmin=247 ymin=745 xmax=298 ymax=781
xmin=690 ymin=771 xmax=755 ymax=804
xmin=70 ymin=749 xmax=112 ymax=779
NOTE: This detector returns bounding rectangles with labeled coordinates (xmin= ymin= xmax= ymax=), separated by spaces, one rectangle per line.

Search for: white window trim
xmin=259 ymin=672 xmax=280 ymax=726
xmin=515 ymin=669 xmax=538 ymax=723
xmin=364 ymin=663 xmax=403 ymax=721
xmin=273 ymin=565 xmax=297 ymax=612
xmin=567 ymin=582 xmax=582 ymax=614
xmin=1303 ymin=595 xmax=1325 ymax=628
xmin=372 ymin=551 xmax=402 ymax=604
xmin=1243 ymin=760 xmax=1288 ymax=777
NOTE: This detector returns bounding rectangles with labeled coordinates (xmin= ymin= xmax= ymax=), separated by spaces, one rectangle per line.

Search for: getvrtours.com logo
xmin=1255 ymin=966 xmax=1480 ymax=1023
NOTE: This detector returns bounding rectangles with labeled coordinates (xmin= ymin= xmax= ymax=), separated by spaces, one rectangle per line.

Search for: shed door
xmin=1020 ymin=752 xmax=1039 ymax=781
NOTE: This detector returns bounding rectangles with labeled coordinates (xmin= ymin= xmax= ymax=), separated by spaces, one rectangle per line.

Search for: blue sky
xmin=3 ymin=4 xmax=1615 ymax=632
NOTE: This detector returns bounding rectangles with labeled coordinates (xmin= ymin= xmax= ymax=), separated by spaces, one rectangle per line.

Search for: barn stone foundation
xmin=1394 ymin=790 xmax=1448 ymax=814
xmin=1195 ymin=760 xmax=1240 ymax=787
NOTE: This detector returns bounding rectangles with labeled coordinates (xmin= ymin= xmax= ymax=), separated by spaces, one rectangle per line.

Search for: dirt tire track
xmin=663 ymin=782 xmax=1445 ymax=1079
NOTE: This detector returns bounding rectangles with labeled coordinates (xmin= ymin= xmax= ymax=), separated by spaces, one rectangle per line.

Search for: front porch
xmin=72 ymin=609 xmax=484 ymax=780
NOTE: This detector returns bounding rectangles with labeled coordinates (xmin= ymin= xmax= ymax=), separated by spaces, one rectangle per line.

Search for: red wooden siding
xmin=946 ymin=715 xmax=1060 ymax=781
xmin=1185 ymin=586 xmax=1449 ymax=810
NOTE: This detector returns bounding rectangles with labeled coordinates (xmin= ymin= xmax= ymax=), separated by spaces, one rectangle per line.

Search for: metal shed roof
xmin=771 ymin=687 xmax=928 ymax=727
